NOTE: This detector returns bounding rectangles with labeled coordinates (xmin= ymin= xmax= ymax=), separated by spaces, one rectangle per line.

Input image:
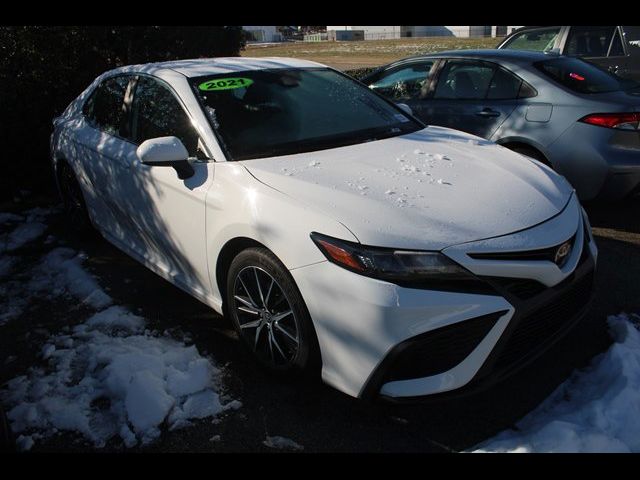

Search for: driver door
xmin=112 ymin=75 xmax=215 ymax=299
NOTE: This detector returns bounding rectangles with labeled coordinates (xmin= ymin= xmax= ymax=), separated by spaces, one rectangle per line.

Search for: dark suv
xmin=497 ymin=26 xmax=640 ymax=81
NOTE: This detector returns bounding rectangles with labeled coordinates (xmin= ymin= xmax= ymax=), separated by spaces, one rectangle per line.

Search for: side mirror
xmin=397 ymin=103 xmax=413 ymax=116
xmin=137 ymin=136 xmax=194 ymax=180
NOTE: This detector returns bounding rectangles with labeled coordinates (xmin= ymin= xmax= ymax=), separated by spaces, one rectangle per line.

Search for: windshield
xmin=190 ymin=68 xmax=422 ymax=160
xmin=534 ymin=57 xmax=640 ymax=94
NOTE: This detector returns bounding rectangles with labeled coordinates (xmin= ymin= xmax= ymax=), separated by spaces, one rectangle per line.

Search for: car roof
xmin=392 ymin=49 xmax=557 ymax=65
xmin=107 ymin=57 xmax=327 ymax=78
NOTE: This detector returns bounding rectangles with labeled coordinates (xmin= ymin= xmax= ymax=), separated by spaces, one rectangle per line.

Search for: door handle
xmin=475 ymin=108 xmax=501 ymax=118
xmin=608 ymin=65 xmax=619 ymax=74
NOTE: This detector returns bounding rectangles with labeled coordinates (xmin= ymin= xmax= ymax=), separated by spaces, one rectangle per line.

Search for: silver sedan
xmin=363 ymin=49 xmax=640 ymax=200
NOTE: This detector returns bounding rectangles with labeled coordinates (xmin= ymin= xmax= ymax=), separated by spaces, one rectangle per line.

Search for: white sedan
xmin=50 ymin=57 xmax=598 ymax=401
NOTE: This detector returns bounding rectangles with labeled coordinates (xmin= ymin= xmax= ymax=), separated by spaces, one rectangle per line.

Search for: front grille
xmin=468 ymin=233 xmax=577 ymax=264
xmin=493 ymin=271 xmax=594 ymax=370
xmin=482 ymin=232 xmax=590 ymax=301
xmin=384 ymin=311 xmax=506 ymax=382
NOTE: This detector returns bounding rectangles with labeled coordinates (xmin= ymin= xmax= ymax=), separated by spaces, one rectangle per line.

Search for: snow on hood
xmin=242 ymin=127 xmax=573 ymax=250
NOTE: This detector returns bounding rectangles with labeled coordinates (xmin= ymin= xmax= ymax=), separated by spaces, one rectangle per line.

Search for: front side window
xmin=535 ymin=57 xmax=638 ymax=94
xmin=368 ymin=61 xmax=434 ymax=101
xmin=190 ymin=68 xmax=422 ymax=160
xmin=433 ymin=60 xmax=494 ymax=99
xmin=130 ymin=76 xmax=199 ymax=157
xmin=501 ymin=27 xmax=561 ymax=52
xmin=83 ymin=75 xmax=130 ymax=136
xmin=565 ymin=26 xmax=616 ymax=58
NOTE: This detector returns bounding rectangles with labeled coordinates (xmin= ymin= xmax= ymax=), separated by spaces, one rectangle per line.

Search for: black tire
xmin=0 ymin=406 xmax=15 ymax=452
xmin=507 ymin=145 xmax=550 ymax=166
xmin=57 ymin=161 xmax=94 ymax=235
xmin=226 ymin=247 xmax=320 ymax=377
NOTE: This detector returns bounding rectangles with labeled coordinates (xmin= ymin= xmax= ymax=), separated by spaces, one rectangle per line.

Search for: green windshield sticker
xmin=198 ymin=77 xmax=254 ymax=91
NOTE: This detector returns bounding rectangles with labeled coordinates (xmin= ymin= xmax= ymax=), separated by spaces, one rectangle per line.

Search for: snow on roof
xmin=110 ymin=57 xmax=328 ymax=78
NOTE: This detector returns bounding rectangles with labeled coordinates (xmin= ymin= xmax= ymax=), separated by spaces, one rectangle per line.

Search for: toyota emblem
xmin=554 ymin=241 xmax=572 ymax=266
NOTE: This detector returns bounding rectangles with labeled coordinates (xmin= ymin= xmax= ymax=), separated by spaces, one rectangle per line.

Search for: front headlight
xmin=310 ymin=232 xmax=484 ymax=290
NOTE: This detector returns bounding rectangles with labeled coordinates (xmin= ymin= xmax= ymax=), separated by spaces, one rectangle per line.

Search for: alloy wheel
xmin=232 ymin=266 xmax=301 ymax=367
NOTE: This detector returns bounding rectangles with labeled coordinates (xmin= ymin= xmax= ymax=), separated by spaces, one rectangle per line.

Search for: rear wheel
xmin=226 ymin=248 xmax=319 ymax=376
xmin=57 ymin=161 xmax=93 ymax=234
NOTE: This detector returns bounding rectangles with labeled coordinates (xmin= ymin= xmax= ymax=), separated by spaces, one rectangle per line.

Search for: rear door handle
xmin=475 ymin=108 xmax=501 ymax=118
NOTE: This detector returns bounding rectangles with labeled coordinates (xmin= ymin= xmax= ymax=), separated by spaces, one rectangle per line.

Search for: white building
xmin=326 ymin=26 xmax=524 ymax=40
xmin=242 ymin=26 xmax=281 ymax=43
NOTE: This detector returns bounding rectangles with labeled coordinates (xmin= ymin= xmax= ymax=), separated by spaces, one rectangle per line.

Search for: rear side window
xmin=130 ymin=76 xmax=199 ymax=157
xmin=434 ymin=61 xmax=536 ymax=100
xmin=501 ymin=27 xmax=561 ymax=52
xmin=83 ymin=76 xmax=130 ymax=136
xmin=565 ymin=26 xmax=617 ymax=58
xmin=535 ymin=57 xmax=624 ymax=94
xmin=488 ymin=67 xmax=528 ymax=99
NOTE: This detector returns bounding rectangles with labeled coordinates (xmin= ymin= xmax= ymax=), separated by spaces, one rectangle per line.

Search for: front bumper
xmin=291 ymin=194 xmax=597 ymax=400
xmin=374 ymin=245 xmax=595 ymax=402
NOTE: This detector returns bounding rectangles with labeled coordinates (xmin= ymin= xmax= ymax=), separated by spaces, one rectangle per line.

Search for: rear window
xmin=501 ymin=27 xmax=561 ymax=52
xmin=534 ymin=57 xmax=633 ymax=94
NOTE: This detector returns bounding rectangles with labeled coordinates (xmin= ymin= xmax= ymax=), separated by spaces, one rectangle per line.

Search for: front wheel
xmin=226 ymin=248 xmax=320 ymax=376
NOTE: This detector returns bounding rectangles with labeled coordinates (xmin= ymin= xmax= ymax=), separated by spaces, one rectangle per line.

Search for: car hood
xmin=242 ymin=127 xmax=574 ymax=250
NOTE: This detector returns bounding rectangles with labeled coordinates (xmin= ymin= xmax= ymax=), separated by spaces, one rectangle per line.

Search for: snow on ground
xmin=4 ymin=305 xmax=241 ymax=449
xmin=473 ymin=313 xmax=640 ymax=453
xmin=0 ymin=207 xmax=241 ymax=450
xmin=0 ymin=247 xmax=112 ymax=325
xmin=0 ymin=207 xmax=58 ymax=253
xmin=263 ymin=435 xmax=304 ymax=451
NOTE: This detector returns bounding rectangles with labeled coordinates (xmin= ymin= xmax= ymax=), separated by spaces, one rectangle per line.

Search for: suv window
xmin=565 ymin=26 xmax=616 ymax=58
xmin=130 ymin=76 xmax=199 ymax=157
xmin=434 ymin=60 xmax=494 ymax=99
xmin=623 ymin=26 xmax=640 ymax=53
xmin=501 ymin=27 xmax=561 ymax=52
xmin=368 ymin=61 xmax=434 ymax=101
xmin=83 ymin=76 xmax=130 ymax=136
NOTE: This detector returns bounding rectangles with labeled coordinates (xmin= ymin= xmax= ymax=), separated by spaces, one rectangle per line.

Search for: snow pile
xmin=263 ymin=435 xmax=304 ymax=451
xmin=4 ymin=305 xmax=240 ymax=448
xmin=473 ymin=313 xmax=640 ymax=453
xmin=0 ymin=207 xmax=59 ymax=253
xmin=2 ymin=222 xmax=47 ymax=252
xmin=0 ymin=247 xmax=112 ymax=325
xmin=29 ymin=247 xmax=113 ymax=309
xmin=0 ymin=207 xmax=241 ymax=450
xmin=0 ymin=212 xmax=24 ymax=224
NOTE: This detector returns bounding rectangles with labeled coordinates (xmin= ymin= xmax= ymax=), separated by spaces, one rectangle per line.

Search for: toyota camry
xmin=50 ymin=57 xmax=598 ymax=401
